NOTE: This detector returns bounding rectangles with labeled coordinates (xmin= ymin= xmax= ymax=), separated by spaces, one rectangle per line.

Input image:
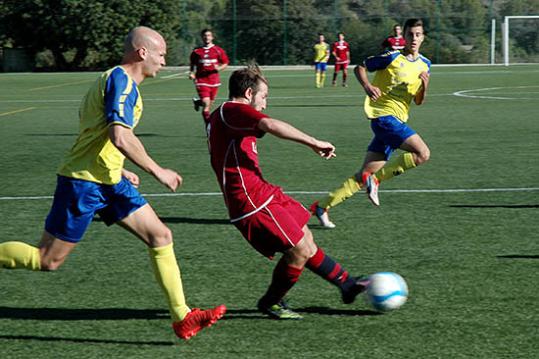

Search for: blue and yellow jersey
xmin=314 ymin=42 xmax=330 ymax=63
xmin=363 ymin=50 xmax=431 ymax=122
xmin=58 ymin=66 xmax=143 ymax=184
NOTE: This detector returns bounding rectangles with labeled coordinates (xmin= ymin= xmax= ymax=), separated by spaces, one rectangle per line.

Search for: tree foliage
xmin=1 ymin=0 xmax=538 ymax=69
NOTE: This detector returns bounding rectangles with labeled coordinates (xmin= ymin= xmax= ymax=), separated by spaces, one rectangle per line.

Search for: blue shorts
xmin=367 ymin=115 xmax=416 ymax=160
xmin=314 ymin=62 xmax=327 ymax=72
xmin=45 ymin=176 xmax=147 ymax=243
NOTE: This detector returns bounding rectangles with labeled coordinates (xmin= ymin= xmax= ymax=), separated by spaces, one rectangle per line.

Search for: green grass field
xmin=1 ymin=66 xmax=538 ymax=358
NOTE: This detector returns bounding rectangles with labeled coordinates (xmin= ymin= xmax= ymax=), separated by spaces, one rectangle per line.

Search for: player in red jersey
xmin=382 ymin=24 xmax=406 ymax=52
xmin=206 ymin=64 xmax=368 ymax=320
xmin=331 ymin=32 xmax=351 ymax=87
xmin=189 ymin=29 xmax=229 ymax=123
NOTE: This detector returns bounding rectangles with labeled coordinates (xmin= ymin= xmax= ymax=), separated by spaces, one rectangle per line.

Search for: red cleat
xmin=172 ymin=304 xmax=226 ymax=340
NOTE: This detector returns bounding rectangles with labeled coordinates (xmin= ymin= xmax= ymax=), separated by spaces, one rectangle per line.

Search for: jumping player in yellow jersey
xmin=0 ymin=26 xmax=225 ymax=339
xmin=311 ymin=19 xmax=431 ymax=228
xmin=313 ymin=33 xmax=330 ymax=88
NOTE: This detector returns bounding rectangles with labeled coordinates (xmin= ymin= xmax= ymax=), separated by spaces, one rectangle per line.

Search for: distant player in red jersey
xmin=331 ymin=32 xmax=351 ymax=87
xmin=206 ymin=64 xmax=368 ymax=320
xmin=382 ymin=24 xmax=406 ymax=52
xmin=189 ymin=29 xmax=229 ymax=123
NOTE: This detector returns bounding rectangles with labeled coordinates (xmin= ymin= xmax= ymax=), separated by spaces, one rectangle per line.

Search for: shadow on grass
xmin=0 ymin=334 xmax=172 ymax=346
xmin=0 ymin=306 xmax=379 ymax=322
xmin=449 ymin=204 xmax=539 ymax=209
xmin=497 ymin=255 xmax=539 ymax=259
xmin=0 ymin=307 xmax=168 ymax=320
xmin=222 ymin=307 xmax=380 ymax=320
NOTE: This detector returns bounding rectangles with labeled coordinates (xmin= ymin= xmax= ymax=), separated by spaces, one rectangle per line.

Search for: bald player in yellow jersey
xmin=313 ymin=33 xmax=330 ymax=88
xmin=0 ymin=26 xmax=225 ymax=339
xmin=311 ymin=19 xmax=431 ymax=228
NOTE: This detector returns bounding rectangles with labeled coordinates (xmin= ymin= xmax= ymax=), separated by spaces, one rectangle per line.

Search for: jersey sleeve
xmin=221 ymin=103 xmax=267 ymax=137
xmin=218 ymin=47 xmax=230 ymax=65
xmin=363 ymin=51 xmax=400 ymax=72
xmin=104 ymin=67 xmax=137 ymax=128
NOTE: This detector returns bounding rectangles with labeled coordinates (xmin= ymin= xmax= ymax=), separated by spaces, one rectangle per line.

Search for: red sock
xmin=306 ymin=246 xmax=354 ymax=290
xmin=260 ymin=258 xmax=303 ymax=306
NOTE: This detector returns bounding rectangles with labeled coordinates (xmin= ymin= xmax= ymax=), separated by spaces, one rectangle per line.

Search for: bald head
xmin=124 ymin=26 xmax=165 ymax=54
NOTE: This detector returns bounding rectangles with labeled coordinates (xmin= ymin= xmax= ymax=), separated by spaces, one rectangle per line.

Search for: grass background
xmin=1 ymin=66 xmax=538 ymax=358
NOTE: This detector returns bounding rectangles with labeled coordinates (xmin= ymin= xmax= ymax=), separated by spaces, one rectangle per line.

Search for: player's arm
xmin=189 ymin=52 xmax=196 ymax=80
xmin=354 ymin=65 xmax=382 ymax=101
xmin=109 ymin=125 xmax=182 ymax=191
xmin=257 ymin=117 xmax=335 ymax=159
xmin=414 ymin=71 xmax=429 ymax=105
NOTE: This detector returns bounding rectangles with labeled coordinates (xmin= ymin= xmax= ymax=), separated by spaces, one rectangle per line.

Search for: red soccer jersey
xmin=383 ymin=36 xmax=406 ymax=51
xmin=190 ymin=44 xmax=229 ymax=86
xmin=332 ymin=41 xmax=350 ymax=64
xmin=207 ymin=102 xmax=281 ymax=221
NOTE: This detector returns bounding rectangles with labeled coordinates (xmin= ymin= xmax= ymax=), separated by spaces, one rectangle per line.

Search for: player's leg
xmin=1 ymin=176 xmax=94 ymax=271
xmin=315 ymin=63 xmax=321 ymax=88
xmin=369 ymin=131 xmax=429 ymax=184
xmin=201 ymin=97 xmax=212 ymax=123
xmin=332 ymin=64 xmax=339 ymax=86
xmin=342 ymin=66 xmax=348 ymax=86
xmin=302 ymin=226 xmax=367 ymax=303
xmin=320 ymin=64 xmax=327 ymax=87
xmin=311 ymin=150 xmax=386 ymax=227
xmin=118 ymin=203 xmax=225 ymax=339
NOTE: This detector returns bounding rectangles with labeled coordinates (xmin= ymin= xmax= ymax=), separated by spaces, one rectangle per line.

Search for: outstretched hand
xmin=311 ymin=140 xmax=336 ymax=159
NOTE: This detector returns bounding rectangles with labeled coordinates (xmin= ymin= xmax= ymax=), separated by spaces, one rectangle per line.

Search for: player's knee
xmin=150 ymin=226 xmax=173 ymax=247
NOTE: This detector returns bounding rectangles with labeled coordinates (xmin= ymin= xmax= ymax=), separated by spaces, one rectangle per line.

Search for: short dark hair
xmin=200 ymin=28 xmax=212 ymax=37
xmin=228 ymin=63 xmax=268 ymax=99
xmin=403 ymin=19 xmax=424 ymax=33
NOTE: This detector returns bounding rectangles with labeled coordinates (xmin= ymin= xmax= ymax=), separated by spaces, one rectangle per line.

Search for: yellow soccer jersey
xmin=314 ymin=42 xmax=330 ymax=63
xmin=363 ymin=51 xmax=431 ymax=122
xmin=58 ymin=66 xmax=143 ymax=184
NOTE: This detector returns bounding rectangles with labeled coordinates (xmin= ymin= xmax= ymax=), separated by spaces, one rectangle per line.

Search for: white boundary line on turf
xmin=453 ymin=85 xmax=539 ymax=100
xmin=1 ymin=187 xmax=538 ymax=201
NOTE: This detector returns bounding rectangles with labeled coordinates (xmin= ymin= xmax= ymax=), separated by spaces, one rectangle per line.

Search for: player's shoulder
xmin=418 ymin=54 xmax=431 ymax=67
xmin=106 ymin=66 xmax=132 ymax=86
xmin=376 ymin=50 xmax=401 ymax=60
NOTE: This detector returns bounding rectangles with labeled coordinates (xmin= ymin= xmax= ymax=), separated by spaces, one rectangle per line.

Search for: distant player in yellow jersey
xmin=311 ymin=19 xmax=431 ymax=228
xmin=313 ymin=33 xmax=330 ymax=88
xmin=0 ymin=26 xmax=225 ymax=339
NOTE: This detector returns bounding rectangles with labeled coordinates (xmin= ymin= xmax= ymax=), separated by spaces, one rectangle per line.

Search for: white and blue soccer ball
xmin=366 ymin=272 xmax=409 ymax=312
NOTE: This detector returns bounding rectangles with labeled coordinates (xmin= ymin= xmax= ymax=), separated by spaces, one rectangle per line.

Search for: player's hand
xmin=122 ymin=169 xmax=140 ymax=188
xmin=188 ymin=72 xmax=196 ymax=80
xmin=364 ymin=84 xmax=382 ymax=101
xmin=154 ymin=168 xmax=183 ymax=192
xmin=419 ymin=71 xmax=430 ymax=89
xmin=311 ymin=140 xmax=336 ymax=160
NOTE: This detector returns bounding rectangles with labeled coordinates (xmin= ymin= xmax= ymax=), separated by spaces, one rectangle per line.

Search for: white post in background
xmin=503 ymin=18 xmax=509 ymax=66
xmin=490 ymin=18 xmax=496 ymax=64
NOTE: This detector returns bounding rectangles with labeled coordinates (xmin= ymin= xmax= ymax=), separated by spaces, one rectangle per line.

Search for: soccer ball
xmin=366 ymin=272 xmax=408 ymax=312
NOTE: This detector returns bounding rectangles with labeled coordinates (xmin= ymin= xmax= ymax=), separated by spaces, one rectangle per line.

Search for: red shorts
xmin=233 ymin=191 xmax=311 ymax=258
xmin=196 ymin=85 xmax=219 ymax=101
xmin=334 ymin=62 xmax=349 ymax=72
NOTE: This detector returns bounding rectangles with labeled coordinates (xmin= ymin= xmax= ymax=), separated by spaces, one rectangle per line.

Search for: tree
xmin=1 ymin=0 xmax=181 ymax=70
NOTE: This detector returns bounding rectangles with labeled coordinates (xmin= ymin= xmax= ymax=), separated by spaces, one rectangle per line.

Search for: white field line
xmin=1 ymin=187 xmax=538 ymax=201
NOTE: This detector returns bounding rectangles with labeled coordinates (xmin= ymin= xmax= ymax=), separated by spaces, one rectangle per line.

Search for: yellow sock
xmin=0 ymin=241 xmax=41 ymax=270
xmin=315 ymin=72 xmax=321 ymax=87
xmin=318 ymin=176 xmax=362 ymax=209
xmin=374 ymin=152 xmax=416 ymax=182
xmin=320 ymin=73 xmax=326 ymax=87
xmin=148 ymin=243 xmax=190 ymax=322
